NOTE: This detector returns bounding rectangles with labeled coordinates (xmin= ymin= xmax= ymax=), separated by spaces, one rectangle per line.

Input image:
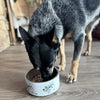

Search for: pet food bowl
xmin=25 ymin=68 xmax=60 ymax=96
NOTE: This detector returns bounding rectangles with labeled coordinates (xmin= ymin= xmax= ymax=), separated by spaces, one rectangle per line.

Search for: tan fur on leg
xmin=86 ymin=32 xmax=92 ymax=55
xmin=67 ymin=58 xmax=80 ymax=83
xmin=84 ymin=15 xmax=100 ymax=56
xmin=84 ymin=30 xmax=92 ymax=56
xmin=64 ymin=32 xmax=72 ymax=39
xmin=66 ymin=40 xmax=84 ymax=83
xmin=58 ymin=39 xmax=66 ymax=71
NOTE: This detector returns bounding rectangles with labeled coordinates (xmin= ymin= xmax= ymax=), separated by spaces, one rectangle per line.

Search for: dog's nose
xmin=41 ymin=73 xmax=50 ymax=81
xmin=40 ymin=68 xmax=54 ymax=81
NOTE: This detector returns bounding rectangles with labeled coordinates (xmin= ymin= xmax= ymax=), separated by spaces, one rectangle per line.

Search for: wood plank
xmin=6 ymin=0 xmax=16 ymax=45
xmin=12 ymin=0 xmax=40 ymax=19
xmin=13 ymin=0 xmax=28 ymax=18
xmin=0 ymin=40 xmax=100 ymax=100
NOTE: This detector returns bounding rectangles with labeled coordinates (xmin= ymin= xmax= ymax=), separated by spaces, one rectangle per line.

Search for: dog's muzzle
xmin=41 ymin=67 xmax=54 ymax=81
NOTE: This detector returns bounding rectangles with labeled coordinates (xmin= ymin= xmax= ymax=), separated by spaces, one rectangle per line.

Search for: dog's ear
xmin=19 ymin=26 xmax=30 ymax=42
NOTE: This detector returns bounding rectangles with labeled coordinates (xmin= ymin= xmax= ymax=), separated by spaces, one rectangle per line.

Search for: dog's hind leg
xmin=57 ymin=39 xmax=66 ymax=71
xmin=66 ymin=33 xmax=85 ymax=83
xmin=84 ymin=15 xmax=100 ymax=56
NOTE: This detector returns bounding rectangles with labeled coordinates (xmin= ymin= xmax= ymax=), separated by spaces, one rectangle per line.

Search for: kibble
xmin=32 ymin=74 xmax=43 ymax=82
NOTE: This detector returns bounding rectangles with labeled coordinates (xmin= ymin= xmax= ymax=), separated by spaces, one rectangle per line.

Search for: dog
xmin=19 ymin=0 xmax=100 ymax=83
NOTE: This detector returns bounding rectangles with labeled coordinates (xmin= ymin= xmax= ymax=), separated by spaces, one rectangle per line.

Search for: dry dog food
xmin=32 ymin=74 xmax=43 ymax=82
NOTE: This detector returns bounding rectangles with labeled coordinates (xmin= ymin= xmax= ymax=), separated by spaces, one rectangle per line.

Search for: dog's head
xmin=19 ymin=26 xmax=60 ymax=80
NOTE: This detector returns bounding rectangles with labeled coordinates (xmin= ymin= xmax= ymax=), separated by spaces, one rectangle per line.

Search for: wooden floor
xmin=0 ymin=39 xmax=100 ymax=100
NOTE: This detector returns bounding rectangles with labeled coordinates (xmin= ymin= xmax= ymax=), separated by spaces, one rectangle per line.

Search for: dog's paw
xmin=83 ymin=51 xmax=90 ymax=56
xmin=66 ymin=72 xmax=77 ymax=83
xmin=56 ymin=64 xmax=65 ymax=71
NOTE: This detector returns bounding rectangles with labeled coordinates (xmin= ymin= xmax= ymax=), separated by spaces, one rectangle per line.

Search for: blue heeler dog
xmin=19 ymin=0 xmax=100 ymax=83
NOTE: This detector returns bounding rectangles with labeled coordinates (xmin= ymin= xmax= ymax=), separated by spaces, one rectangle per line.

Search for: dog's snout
xmin=41 ymin=67 xmax=54 ymax=81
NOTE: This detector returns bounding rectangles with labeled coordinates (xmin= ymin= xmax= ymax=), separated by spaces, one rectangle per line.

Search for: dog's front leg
xmin=83 ymin=24 xmax=93 ymax=56
xmin=57 ymin=39 xmax=66 ymax=71
xmin=84 ymin=31 xmax=92 ymax=56
xmin=52 ymin=25 xmax=66 ymax=71
xmin=66 ymin=34 xmax=85 ymax=83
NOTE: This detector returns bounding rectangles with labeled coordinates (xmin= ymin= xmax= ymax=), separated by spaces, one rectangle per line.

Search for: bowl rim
xmin=25 ymin=67 xmax=59 ymax=84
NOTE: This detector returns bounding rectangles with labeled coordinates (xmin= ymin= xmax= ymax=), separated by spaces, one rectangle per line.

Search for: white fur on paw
xmin=83 ymin=51 xmax=90 ymax=56
xmin=66 ymin=73 xmax=77 ymax=83
xmin=56 ymin=64 xmax=65 ymax=71
xmin=56 ymin=65 xmax=62 ymax=71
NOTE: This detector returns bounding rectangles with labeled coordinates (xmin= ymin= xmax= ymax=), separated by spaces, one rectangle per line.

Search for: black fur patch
xmin=73 ymin=34 xmax=85 ymax=60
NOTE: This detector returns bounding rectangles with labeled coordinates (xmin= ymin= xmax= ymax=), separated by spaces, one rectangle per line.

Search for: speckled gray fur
xmin=28 ymin=0 xmax=63 ymax=41
xmin=28 ymin=0 xmax=100 ymax=42
xmin=19 ymin=0 xmax=100 ymax=79
xmin=27 ymin=0 xmax=100 ymax=61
